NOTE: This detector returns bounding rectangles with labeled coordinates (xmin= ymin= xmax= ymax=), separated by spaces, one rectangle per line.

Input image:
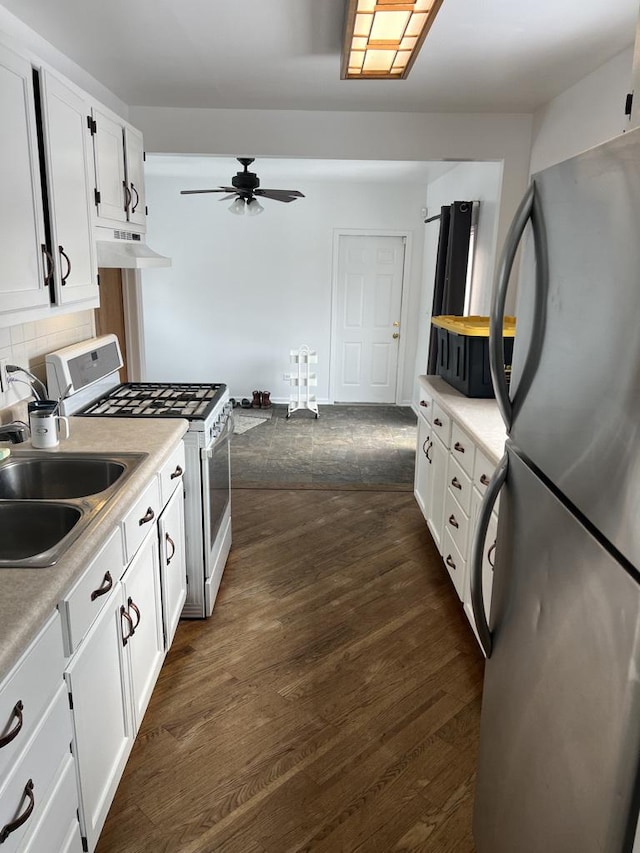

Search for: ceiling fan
xmin=180 ymin=157 xmax=305 ymax=215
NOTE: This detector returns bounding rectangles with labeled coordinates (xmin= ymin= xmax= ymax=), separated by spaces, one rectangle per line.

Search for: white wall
xmin=412 ymin=162 xmax=504 ymax=400
xmin=140 ymin=172 xmax=427 ymax=404
xmin=530 ymin=47 xmax=633 ymax=173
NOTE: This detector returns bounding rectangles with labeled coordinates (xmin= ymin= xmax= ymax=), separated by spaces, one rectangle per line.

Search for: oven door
xmin=201 ymin=410 xmax=232 ymax=584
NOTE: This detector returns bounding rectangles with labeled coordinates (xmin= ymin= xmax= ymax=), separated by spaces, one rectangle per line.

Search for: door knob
xmin=392 ymin=332 xmax=399 ymax=339
xmin=393 ymin=321 xmax=400 ymax=327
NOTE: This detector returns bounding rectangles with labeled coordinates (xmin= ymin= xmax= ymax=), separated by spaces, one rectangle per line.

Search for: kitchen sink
xmin=0 ymin=456 xmax=128 ymax=500
xmin=0 ymin=451 xmax=147 ymax=568
xmin=0 ymin=501 xmax=83 ymax=567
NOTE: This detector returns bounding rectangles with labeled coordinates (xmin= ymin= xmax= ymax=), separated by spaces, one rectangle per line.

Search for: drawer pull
xmin=487 ymin=540 xmax=497 ymax=568
xmin=451 ymin=477 xmax=462 ymax=490
xmin=425 ymin=441 xmax=433 ymax=464
xmin=166 ymin=532 xmax=176 ymax=565
xmin=121 ymin=606 xmax=134 ymax=646
xmin=448 ymin=514 xmax=459 ymax=529
xmin=139 ymin=506 xmax=155 ymax=526
xmin=422 ymin=438 xmax=430 ymax=456
xmin=446 ymin=555 xmax=457 ymax=570
xmin=128 ymin=597 xmax=141 ymax=632
xmin=170 ymin=464 xmax=184 ymax=480
xmin=419 ymin=400 xmax=429 ymax=408
xmin=480 ymin=474 xmax=491 ymax=487
xmin=0 ymin=778 xmax=34 ymax=842
xmin=434 ymin=417 xmax=443 ymax=427
xmin=454 ymin=442 xmax=465 ymax=453
xmin=0 ymin=701 xmax=24 ymax=749
xmin=90 ymin=571 xmax=113 ymax=602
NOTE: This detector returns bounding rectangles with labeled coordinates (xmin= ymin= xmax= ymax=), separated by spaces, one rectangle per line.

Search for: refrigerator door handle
xmin=489 ymin=184 xmax=534 ymax=429
xmin=470 ymin=452 xmax=508 ymax=658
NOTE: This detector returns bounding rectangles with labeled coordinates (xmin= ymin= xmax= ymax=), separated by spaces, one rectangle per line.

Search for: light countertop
xmin=417 ymin=375 xmax=507 ymax=462
xmin=0 ymin=416 xmax=188 ymax=680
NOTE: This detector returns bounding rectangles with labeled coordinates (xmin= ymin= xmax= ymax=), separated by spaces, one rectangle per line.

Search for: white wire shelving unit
xmin=287 ymin=345 xmax=319 ymax=418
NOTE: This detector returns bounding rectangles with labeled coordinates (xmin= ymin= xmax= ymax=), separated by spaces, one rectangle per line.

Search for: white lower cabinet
xmin=158 ymin=486 xmax=187 ymax=650
xmin=21 ymin=753 xmax=83 ymax=853
xmin=414 ymin=390 xmax=502 ymax=649
xmin=64 ymin=581 xmax=133 ymax=853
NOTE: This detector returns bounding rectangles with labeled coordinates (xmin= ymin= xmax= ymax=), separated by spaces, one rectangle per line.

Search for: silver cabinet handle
xmin=470 ymin=452 xmax=508 ymax=658
xmin=490 ymin=184 xmax=533 ymax=429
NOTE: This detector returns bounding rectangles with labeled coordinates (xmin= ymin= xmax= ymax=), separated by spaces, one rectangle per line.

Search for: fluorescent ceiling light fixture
xmin=341 ymin=0 xmax=445 ymax=80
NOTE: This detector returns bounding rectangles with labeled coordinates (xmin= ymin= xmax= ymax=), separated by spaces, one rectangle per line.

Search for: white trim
xmin=121 ymin=269 xmax=147 ymax=380
xmin=329 ymin=228 xmax=413 ymax=405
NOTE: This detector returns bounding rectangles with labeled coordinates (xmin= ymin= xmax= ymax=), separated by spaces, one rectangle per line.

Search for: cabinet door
xmin=124 ymin=125 xmax=146 ymax=227
xmin=65 ymin=583 xmax=133 ymax=853
xmin=40 ymin=71 xmax=98 ymax=307
xmin=0 ymin=44 xmax=49 ymax=322
xmin=92 ymin=108 xmax=126 ymax=225
xmin=413 ymin=415 xmax=431 ymax=519
xmin=158 ymin=486 xmax=187 ymax=650
xmin=122 ymin=533 xmax=164 ymax=728
xmin=426 ymin=432 xmax=448 ymax=553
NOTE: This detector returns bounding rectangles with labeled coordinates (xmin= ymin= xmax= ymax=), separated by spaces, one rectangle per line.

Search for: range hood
xmin=96 ymin=228 xmax=171 ymax=269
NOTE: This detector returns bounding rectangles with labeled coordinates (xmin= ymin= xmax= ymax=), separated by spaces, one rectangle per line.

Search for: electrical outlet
xmin=0 ymin=359 xmax=9 ymax=393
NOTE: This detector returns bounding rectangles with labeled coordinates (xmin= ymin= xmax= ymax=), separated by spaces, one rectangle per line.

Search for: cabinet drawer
xmin=450 ymin=422 xmax=475 ymax=477
xmin=442 ymin=527 xmax=466 ymax=601
xmin=0 ymin=613 xmax=63 ymax=783
xmin=21 ymin=753 xmax=81 ymax=853
xmin=121 ymin=477 xmax=161 ymax=562
xmin=443 ymin=489 xmax=469 ymax=558
xmin=159 ymin=442 xmax=186 ymax=505
xmin=431 ymin=402 xmax=451 ymax=448
xmin=0 ymin=684 xmax=72 ymax=853
xmin=447 ymin=455 xmax=472 ymax=516
xmin=417 ymin=393 xmax=432 ymax=424
xmin=60 ymin=527 xmax=124 ymax=655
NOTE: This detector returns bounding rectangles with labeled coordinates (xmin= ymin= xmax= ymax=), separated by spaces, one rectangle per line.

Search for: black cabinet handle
xmin=41 ymin=244 xmax=54 ymax=283
xmin=451 ymin=477 xmax=462 ymax=490
xmin=90 ymin=571 xmax=113 ymax=602
xmin=58 ymin=245 xmax=71 ymax=284
xmin=434 ymin=418 xmax=443 ymax=427
xmin=127 ymin=597 xmax=141 ymax=632
xmin=123 ymin=181 xmax=132 ymax=212
xmin=448 ymin=514 xmax=459 ymax=529
xmin=480 ymin=474 xmax=491 ymax=486
xmin=0 ymin=701 xmax=24 ymax=749
xmin=170 ymin=465 xmax=183 ymax=480
xmin=0 ymin=779 xmax=34 ymax=842
xmin=139 ymin=507 xmax=155 ymax=526
xmin=130 ymin=182 xmax=140 ymax=212
xmin=446 ymin=555 xmax=456 ymax=570
xmin=454 ymin=441 xmax=465 ymax=453
xmin=121 ymin=606 xmax=134 ymax=646
xmin=487 ymin=540 xmax=497 ymax=568
xmin=425 ymin=441 xmax=433 ymax=463
xmin=165 ymin=532 xmax=176 ymax=565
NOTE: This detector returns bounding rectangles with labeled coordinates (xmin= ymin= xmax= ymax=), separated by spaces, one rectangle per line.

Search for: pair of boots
xmin=252 ymin=390 xmax=271 ymax=408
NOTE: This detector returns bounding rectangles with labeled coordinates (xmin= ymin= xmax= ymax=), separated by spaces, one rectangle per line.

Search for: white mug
xmin=30 ymin=411 xmax=70 ymax=449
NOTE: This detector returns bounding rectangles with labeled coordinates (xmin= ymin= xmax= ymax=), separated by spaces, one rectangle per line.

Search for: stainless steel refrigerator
xmin=470 ymin=127 xmax=640 ymax=853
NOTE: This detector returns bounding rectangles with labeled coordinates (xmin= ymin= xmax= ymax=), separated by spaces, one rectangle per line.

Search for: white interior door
xmin=333 ymin=234 xmax=405 ymax=403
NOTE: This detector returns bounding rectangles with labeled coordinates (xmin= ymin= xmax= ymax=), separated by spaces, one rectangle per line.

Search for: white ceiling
xmin=1 ymin=0 xmax=638 ymax=114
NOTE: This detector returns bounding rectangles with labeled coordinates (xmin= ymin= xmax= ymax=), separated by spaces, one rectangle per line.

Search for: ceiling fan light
xmin=228 ymin=197 xmax=246 ymax=215
xmin=246 ymin=198 xmax=264 ymax=216
xmin=341 ymin=0 xmax=445 ymax=80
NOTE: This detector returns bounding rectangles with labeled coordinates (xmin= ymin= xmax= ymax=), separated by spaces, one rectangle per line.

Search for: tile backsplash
xmin=0 ymin=311 xmax=95 ymax=411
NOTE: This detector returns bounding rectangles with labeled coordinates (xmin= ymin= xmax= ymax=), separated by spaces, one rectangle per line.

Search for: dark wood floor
xmin=98 ymin=488 xmax=484 ymax=853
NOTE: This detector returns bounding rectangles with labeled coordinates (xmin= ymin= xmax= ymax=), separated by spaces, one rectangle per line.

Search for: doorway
xmin=331 ymin=233 xmax=407 ymax=403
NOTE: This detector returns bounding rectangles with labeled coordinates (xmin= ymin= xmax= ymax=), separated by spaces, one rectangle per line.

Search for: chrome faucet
xmin=0 ymin=421 xmax=30 ymax=444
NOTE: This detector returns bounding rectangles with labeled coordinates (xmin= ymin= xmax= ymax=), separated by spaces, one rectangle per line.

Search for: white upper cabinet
xmin=0 ymin=44 xmax=49 ymax=322
xmin=92 ymin=107 xmax=146 ymax=231
xmin=39 ymin=71 xmax=98 ymax=307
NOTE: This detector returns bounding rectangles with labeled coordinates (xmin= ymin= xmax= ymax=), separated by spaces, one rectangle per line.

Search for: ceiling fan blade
xmin=255 ymin=189 xmax=305 ymax=199
xmin=219 ymin=194 xmax=238 ymax=201
xmin=180 ymin=186 xmax=237 ymax=195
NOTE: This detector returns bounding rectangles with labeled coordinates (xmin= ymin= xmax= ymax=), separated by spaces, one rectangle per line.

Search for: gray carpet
xmin=230 ymin=404 xmax=417 ymax=489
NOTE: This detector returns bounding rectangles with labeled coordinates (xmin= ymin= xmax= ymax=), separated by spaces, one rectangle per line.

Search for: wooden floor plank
xmin=97 ymin=488 xmax=482 ymax=853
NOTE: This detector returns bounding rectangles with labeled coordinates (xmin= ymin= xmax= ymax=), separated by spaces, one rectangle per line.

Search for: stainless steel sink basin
xmin=0 ymin=501 xmax=83 ymax=567
xmin=0 ymin=457 xmax=127 ymax=499
xmin=0 ymin=451 xmax=147 ymax=567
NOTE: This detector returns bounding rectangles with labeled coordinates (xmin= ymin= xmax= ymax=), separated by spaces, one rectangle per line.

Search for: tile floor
xmin=230 ymin=404 xmax=417 ymax=488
